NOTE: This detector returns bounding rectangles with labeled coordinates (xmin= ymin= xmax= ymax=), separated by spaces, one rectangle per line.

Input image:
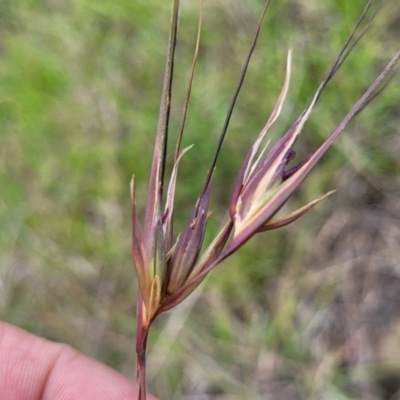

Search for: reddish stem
xmin=136 ymin=296 xmax=150 ymax=400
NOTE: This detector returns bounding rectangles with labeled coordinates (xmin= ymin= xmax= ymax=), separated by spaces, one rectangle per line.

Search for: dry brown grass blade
xmin=312 ymin=0 xmax=380 ymax=105
xmin=229 ymin=50 xmax=292 ymax=219
xmin=174 ymin=0 xmax=204 ymax=163
xmin=257 ymin=190 xmax=336 ymax=232
xmin=136 ymin=2 xmax=180 ymax=399
xmin=199 ymin=0 xmax=272 ymax=200
xmin=143 ymin=0 xmax=180 ymax=257
xmin=163 ymin=145 xmax=194 ymax=250
xmin=131 ymin=177 xmax=150 ymax=308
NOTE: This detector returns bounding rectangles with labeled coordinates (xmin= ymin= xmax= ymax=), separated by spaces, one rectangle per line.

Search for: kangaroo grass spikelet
xmin=131 ymin=1 xmax=399 ymax=398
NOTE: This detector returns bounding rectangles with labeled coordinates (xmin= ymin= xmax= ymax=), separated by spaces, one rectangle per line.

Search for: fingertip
xmin=0 ymin=321 xmax=157 ymax=400
xmin=0 ymin=321 xmax=61 ymax=399
xmin=43 ymin=343 xmax=142 ymax=400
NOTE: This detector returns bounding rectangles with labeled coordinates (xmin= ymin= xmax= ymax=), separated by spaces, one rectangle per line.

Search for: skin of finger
xmin=0 ymin=322 xmax=157 ymax=400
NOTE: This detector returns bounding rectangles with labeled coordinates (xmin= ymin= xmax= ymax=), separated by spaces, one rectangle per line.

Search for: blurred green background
xmin=1 ymin=0 xmax=400 ymax=399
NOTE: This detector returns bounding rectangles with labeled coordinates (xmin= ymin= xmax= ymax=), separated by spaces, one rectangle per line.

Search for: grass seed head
xmin=132 ymin=0 xmax=400 ymax=325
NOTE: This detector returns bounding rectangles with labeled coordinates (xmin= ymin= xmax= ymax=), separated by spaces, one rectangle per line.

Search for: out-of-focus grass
xmin=1 ymin=0 xmax=400 ymax=398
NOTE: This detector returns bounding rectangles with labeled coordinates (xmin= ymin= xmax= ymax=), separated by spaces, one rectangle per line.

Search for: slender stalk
xmin=137 ymin=348 xmax=147 ymax=400
xmin=174 ymin=0 xmax=204 ymax=163
xmin=136 ymin=296 xmax=150 ymax=400
xmin=199 ymin=0 xmax=271 ymax=200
